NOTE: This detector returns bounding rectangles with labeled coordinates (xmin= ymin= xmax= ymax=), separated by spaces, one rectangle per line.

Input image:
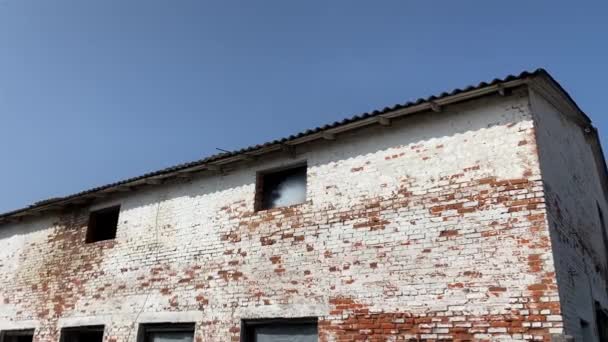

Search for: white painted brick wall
xmin=532 ymin=89 xmax=608 ymax=342
xmin=0 ymin=89 xmax=568 ymax=341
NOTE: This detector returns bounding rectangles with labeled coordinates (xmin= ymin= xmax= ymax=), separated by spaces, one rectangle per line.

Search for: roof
xmin=0 ymin=68 xmax=594 ymax=224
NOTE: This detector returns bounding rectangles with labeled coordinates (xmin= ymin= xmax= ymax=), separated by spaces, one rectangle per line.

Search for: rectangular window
xmin=60 ymin=326 xmax=104 ymax=342
xmin=596 ymin=302 xmax=608 ymax=342
xmin=138 ymin=323 xmax=195 ymax=342
xmin=241 ymin=318 xmax=317 ymax=342
xmin=255 ymin=163 xmax=307 ymax=211
xmin=86 ymin=206 xmax=120 ymax=243
xmin=0 ymin=330 xmax=34 ymax=342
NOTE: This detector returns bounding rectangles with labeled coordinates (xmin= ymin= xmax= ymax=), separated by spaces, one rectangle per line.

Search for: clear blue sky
xmin=0 ymin=1 xmax=606 ymax=213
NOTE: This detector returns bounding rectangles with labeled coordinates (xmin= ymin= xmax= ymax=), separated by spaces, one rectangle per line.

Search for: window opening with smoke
xmin=256 ymin=163 xmax=307 ymax=210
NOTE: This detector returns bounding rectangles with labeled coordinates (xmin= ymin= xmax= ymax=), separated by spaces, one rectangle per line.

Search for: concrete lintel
xmin=0 ymin=319 xmax=41 ymax=331
xmin=58 ymin=315 xmax=112 ymax=328
xmin=135 ymin=311 xmax=204 ymax=324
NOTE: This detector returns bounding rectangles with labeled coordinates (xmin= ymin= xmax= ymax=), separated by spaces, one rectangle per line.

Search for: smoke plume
xmin=270 ymin=174 xmax=306 ymax=208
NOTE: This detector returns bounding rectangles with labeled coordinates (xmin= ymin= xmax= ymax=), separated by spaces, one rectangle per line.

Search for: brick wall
xmin=532 ymin=89 xmax=608 ymax=341
xmin=0 ymin=89 xmax=564 ymax=341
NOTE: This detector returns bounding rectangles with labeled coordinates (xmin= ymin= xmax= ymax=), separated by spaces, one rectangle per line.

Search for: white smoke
xmin=270 ymin=174 xmax=307 ymax=208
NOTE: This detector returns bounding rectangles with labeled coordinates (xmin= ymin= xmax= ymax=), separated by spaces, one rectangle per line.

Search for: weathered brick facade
xmin=0 ymin=71 xmax=606 ymax=341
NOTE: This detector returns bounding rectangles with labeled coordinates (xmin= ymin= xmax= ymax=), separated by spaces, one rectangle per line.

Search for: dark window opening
xmin=0 ymin=329 xmax=34 ymax=342
xmin=597 ymin=203 xmax=608 ymax=297
xmin=60 ymin=326 xmax=104 ymax=342
xmin=596 ymin=302 xmax=608 ymax=342
xmin=138 ymin=323 xmax=195 ymax=342
xmin=598 ymin=204 xmax=608 ymax=266
xmin=241 ymin=318 xmax=318 ymax=342
xmin=256 ymin=164 xmax=307 ymax=211
xmin=86 ymin=206 xmax=120 ymax=243
xmin=580 ymin=319 xmax=594 ymax=342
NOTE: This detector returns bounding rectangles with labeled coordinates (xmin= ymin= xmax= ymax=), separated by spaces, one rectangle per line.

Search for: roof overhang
xmin=0 ymin=69 xmax=597 ymax=225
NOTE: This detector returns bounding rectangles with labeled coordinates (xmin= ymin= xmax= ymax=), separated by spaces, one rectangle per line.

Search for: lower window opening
xmin=242 ymin=318 xmax=318 ymax=342
xmin=138 ymin=323 xmax=195 ymax=342
xmin=0 ymin=330 xmax=34 ymax=342
xmin=60 ymin=325 xmax=104 ymax=342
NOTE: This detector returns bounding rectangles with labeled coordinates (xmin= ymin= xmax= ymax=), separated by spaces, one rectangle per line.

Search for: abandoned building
xmin=0 ymin=69 xmax=607 ymax=341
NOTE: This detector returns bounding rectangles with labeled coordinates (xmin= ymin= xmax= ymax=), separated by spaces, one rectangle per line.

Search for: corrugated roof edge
xmin=0 ymin=68 xmax=593 ymax=223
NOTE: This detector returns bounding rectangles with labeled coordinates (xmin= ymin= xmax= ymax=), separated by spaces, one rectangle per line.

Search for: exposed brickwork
xmin=0 ymin=90 xmax=576 ymax=341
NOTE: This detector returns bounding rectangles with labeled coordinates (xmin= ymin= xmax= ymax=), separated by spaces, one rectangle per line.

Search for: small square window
xmin=60 ymin=326 xmax=104 ymax=342
xmin=241 ymin=318 xmax=317 ymax=342
xmin=256 ymin=164 xmax=307 ymax=211
xmin=86 ymin=206 xmax=120 ymax=243
xmin=138 ymin=323 xmax=195 ymax=342
xmin=0 ymin=329 xmax=34 ymax=342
